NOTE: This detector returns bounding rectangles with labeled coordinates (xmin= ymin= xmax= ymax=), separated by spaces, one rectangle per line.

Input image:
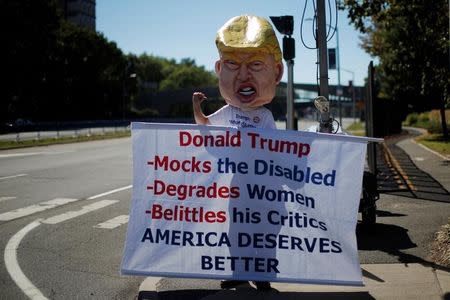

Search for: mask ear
xmin=275 ymin=62 xmax=284 ymax=83
xmin=215 ymin=60 xmax=222 ymax=74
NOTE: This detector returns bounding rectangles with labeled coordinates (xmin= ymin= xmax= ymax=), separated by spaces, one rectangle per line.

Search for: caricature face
xmin=215 ymin=51 xmax=283 ymax=110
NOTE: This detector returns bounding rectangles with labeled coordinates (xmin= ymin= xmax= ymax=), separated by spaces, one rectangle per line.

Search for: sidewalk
xmin=138 ymin=128 xmax=450 ymax=300
xmin=139 ymin=263 xmax=450 ymax=299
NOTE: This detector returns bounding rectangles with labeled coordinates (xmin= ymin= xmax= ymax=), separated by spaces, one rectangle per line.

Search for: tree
xmin=2 ymin=0 xmax=61 ymax=122
xmin=340 ymin=0 xmax=449 ymax=137
xmin=44 ymin=21 xmax=127 ymax=120
xmin=159 ymin=64 xmax=217 ymax=91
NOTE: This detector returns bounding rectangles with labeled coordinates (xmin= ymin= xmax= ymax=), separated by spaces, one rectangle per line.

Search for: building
xmin=59 ymin=0 xmax=96 ymax=31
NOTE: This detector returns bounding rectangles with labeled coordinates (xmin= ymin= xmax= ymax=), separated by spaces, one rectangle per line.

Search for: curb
xmin=403 ymin=126 xmax=449 ymax=161
xmin=138 ymin=264 xmax=450 ymax=300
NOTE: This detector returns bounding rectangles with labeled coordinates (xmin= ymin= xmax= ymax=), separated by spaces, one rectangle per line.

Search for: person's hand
xmin=192 ymin=92 xmax=207 ymax=104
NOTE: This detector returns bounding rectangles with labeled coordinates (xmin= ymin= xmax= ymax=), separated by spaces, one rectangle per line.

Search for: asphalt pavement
xmin=138 ymin=127 xmax=450 ymax=300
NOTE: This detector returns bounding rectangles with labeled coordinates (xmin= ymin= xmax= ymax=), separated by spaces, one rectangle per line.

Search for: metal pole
xmin=366 ymin=61 xmax=376 ymax=174
xmin=286 ymin=59 xmax=295 ymax=130
xmin=317 ymin=0 xmax=329 ymax=101
xmin=336 ymin=26 xmax=342 ymax=126
xmin=316 ymin=0 xmax=332 ymax=133
xmin=352 ymin=79 xmax=356 ymax=123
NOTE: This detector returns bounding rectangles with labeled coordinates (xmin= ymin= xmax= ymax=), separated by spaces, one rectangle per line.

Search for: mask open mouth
xmin=238 ymin=86 xmax=256 ymax=96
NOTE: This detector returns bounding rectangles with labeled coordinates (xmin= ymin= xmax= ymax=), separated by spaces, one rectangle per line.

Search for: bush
xmin=129 ymin=107 xmax=159 ymax=118
xmin=404 ymin=109 xmax=450 ymax=133
xmin=429 ymin=222 xmax=450 ymax=268
xmin=405 ymin=113 xmax=419 ymax=126
xmin=418 ymin=112 xmax=429 ymax=122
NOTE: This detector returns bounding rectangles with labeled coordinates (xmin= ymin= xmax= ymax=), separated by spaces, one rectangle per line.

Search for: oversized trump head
xmin=215 ymin=15 xmax=284 ymax=110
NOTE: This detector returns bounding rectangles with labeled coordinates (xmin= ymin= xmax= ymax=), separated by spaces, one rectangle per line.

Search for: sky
xmin=96 ymin=0 xmax=377 ymax=87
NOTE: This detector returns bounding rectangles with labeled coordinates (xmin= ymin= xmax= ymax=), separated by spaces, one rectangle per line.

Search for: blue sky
xmin=96 ymin=0 xmax=376 ymax=87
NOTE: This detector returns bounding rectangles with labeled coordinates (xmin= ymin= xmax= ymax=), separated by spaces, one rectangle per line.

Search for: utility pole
xmin=316 ymin=0 xmax=332 ymax=133
xmin=336 ymin=25 xmax=342 ymax=126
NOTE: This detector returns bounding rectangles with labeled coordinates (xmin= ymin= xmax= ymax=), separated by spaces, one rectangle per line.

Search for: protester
xmin=192 ymin=14 xmax=284 ymax=291
xmin=192 ymin=14 xmax=283 ymax=130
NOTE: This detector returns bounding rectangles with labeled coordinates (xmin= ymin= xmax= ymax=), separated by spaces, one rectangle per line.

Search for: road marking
xmin=87 ymin=185 xmax=132 ymax=200
xmin=43 ymin=151 xmax=75 ymax=155
xmin=94 ymin=215 xmax=129 ymax=229
xmin=0 ymin=174 xmax=27 ymax=181
xmin=411 ymin=138 xmax=450 ymax=161
xmin=0 ymin=198 xmax=78 ymax=221
xmin=0 ymin=153 xmax=44 ymax=158
xmin=4 ymin=219 xmax=48 ymax=300
xmin=0 ymin=196 xmax=16 ymax=203
xmin=42 ymin=200 xmax=118 ymax=224
xmin=3 ymin=185 xmax=131 ymax=300
xmin=414 ymin=157 xmax=425 ymax=161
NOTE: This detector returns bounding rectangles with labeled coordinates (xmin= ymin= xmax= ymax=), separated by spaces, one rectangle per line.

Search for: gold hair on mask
xmin=216 ymin=15 xmax=282 ymax=63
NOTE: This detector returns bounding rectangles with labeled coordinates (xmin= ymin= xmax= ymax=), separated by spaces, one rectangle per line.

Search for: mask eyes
xmin=223 ymin=59 xmax=265 ymax=71
xmin=224 ymin=60 xmax=240 ymax=70
xmin=248 ymin=61 xmax=264 ymax=71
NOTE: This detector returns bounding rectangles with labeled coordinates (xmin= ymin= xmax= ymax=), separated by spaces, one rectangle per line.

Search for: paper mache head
xmin=215 ymin=15 xmax=283 ymax=110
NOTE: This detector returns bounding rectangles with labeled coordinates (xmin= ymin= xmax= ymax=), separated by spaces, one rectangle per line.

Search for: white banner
xmin=121 ymin=122 xmax=368 ymax=286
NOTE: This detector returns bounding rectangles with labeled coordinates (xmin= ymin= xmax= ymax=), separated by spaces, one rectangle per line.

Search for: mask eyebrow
xmin=223 ymin=59 xmax=240 ymax=70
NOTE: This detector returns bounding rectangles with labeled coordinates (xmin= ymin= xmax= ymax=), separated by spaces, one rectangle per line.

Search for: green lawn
xmin=0 ymin=131 xmax=130 ymax=150
xmin=416 ymin=134 xmax=450 ymax=157
xmin=346 ymin=121 xmax=449 ymax=157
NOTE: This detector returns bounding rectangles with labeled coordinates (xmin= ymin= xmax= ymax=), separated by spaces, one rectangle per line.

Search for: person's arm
xmin=192 ymin=92 xmax=210 ymax=125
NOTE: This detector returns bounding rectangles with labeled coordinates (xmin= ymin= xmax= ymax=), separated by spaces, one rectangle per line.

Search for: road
xmin=0 ymin=138 xmax=140 ymax=299
xmin=1 ymin=126 xmax=449 ymax=299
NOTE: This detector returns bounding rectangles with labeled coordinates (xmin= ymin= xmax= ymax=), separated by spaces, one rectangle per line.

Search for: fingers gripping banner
xmin=121 ymin=122 xmax=368 ymax=286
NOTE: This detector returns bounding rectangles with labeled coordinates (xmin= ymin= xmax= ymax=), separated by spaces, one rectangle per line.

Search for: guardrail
xmin=0 ymin=118 xmax=194 ymax=142
xmin=0 ymin=125 xmax=130 ymax=142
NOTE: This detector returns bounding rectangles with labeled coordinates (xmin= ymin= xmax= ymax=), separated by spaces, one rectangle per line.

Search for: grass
xmin=415 ymin=134 xmax=450 ymax=157
xmin=347 ymin=119 xmax=449 ymax=157
xmin=0 ymin=131 xmax=130 ymax=150
xmin=345 ymin=122 xmax=365 ymax=136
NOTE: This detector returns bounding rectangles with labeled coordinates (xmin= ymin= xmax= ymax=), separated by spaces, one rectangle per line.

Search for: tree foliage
xmin=340 ymin=0 xmax=449 ymax=114
xmin=2 ymin=1 xmax=217 ymax=122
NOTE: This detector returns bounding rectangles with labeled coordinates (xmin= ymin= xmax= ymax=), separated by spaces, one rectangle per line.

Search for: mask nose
xmin=237 ymin=64 xmax=250 ymax=80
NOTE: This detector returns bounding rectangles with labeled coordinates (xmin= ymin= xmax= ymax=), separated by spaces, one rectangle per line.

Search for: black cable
xmin=326 ymin=0 xmax=333 ymax=38
xmin=326 ymin=0 xmax=338 ymax=42
xmin=300 ymin=0 xmax=317 ymax=49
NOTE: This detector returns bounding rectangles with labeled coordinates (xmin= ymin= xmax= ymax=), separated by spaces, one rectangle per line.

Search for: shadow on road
xmin=356 ymin=222 xmax=417 ymax=253
xmin=376 ymin=138 xmax=450 ymax=203
xmin=356 ymin=222 xmax=450 ymax=273
xmin=139 ymin=287 xmax=375 ymax=300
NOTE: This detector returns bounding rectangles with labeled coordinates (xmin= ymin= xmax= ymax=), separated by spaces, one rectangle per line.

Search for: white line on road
xmin=0 ymin=198 xmax=78 ymax=221
xmin=42 ymin=200 xmax=119 ymax=224
xmin=411 ymin=138 xmax=450 ymax=161
xmin=94 ymin=215 xmax=129 ymax=229
xmin=3 ymin=186 xmax=129 ymax=299
xmin=4 ymin=219 xmax=48 ymax=300
xmin=0 ymin=196 xmax=17 ymax=203
xmin=0 ymin=174 xmax=27 ymax=181
xmin=0 ymin=153 xmax=44 ymax=158
xmin=87 ymin=185 xmax=132 ymax=200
